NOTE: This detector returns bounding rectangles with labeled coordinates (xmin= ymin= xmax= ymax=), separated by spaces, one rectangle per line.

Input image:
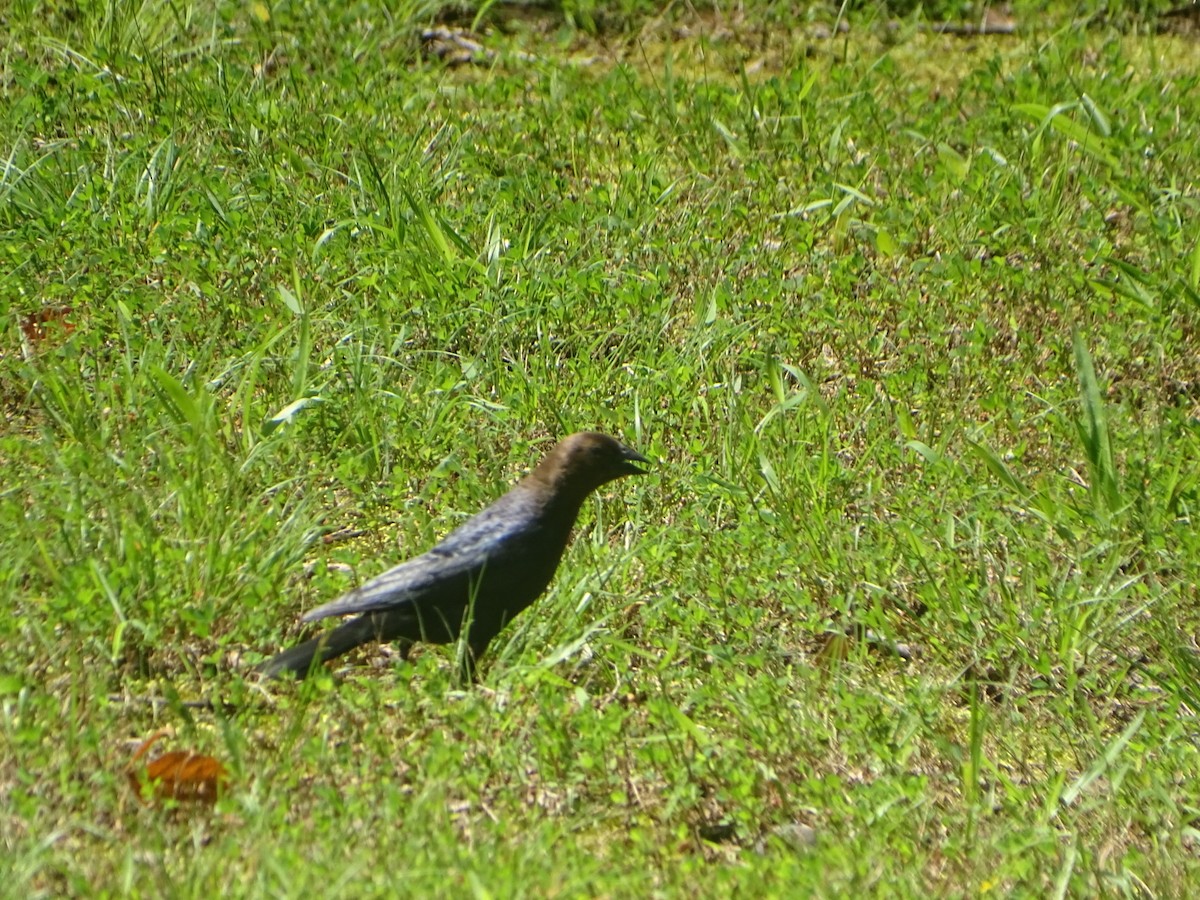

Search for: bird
xmin=256 ymin=432 xmax=648 ymax=680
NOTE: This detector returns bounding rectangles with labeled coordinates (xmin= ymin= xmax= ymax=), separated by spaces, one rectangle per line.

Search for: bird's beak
xmin=620 ymin=444 xmax=651 ymax=476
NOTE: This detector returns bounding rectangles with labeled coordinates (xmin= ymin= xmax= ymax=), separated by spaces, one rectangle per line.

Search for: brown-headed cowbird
xmin=256 ymin=432 xmax=648 ymax=679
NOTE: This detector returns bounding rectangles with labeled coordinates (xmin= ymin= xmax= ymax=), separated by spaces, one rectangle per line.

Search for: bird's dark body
xmin=257 ymin=432 xmax=647 ymax=679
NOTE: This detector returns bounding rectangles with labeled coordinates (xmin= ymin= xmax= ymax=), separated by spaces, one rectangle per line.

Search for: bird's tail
xmin=255 ymin=615 xmax=382 ymax=679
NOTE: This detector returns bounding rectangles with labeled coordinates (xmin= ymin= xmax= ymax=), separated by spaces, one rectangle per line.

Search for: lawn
xmin=3 ymin=0 xmax=1200 ymax=895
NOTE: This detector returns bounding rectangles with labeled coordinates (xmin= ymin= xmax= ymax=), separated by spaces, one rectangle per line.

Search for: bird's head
xmin=531 ymin=431 xmax=649 ymax=500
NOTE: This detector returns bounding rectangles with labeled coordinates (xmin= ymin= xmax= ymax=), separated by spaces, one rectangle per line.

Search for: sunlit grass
xmin=3 ymin=1 xmax=1199 ymax=895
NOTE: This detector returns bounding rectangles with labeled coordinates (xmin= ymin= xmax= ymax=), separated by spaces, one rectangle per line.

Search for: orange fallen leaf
xmin=20 ymin=307 xmax=76 ymax=346
xmin=127 ymin=730 xmax=230 ymax=805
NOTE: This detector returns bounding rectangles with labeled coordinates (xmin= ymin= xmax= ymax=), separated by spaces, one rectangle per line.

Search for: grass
xmin=3 ymin=0 xmax=1200 ymax=895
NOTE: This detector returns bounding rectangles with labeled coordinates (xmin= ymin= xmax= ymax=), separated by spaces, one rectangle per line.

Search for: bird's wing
xmin=300 ymin=490 xmax=543 ymax=622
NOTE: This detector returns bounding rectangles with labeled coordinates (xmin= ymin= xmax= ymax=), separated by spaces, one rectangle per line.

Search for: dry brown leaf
xmin=20 ymin=307 xmax=76 ymax=346
xmin=126 ymin=730 xmax=230 ymax=806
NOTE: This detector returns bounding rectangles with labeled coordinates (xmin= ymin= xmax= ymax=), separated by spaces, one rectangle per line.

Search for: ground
xmin=2 ymin=1 xmax=1199 ymax=895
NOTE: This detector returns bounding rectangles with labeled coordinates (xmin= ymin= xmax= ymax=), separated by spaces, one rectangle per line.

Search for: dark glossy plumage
xmin=257 ymin=432 xmax=648 ymax=679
